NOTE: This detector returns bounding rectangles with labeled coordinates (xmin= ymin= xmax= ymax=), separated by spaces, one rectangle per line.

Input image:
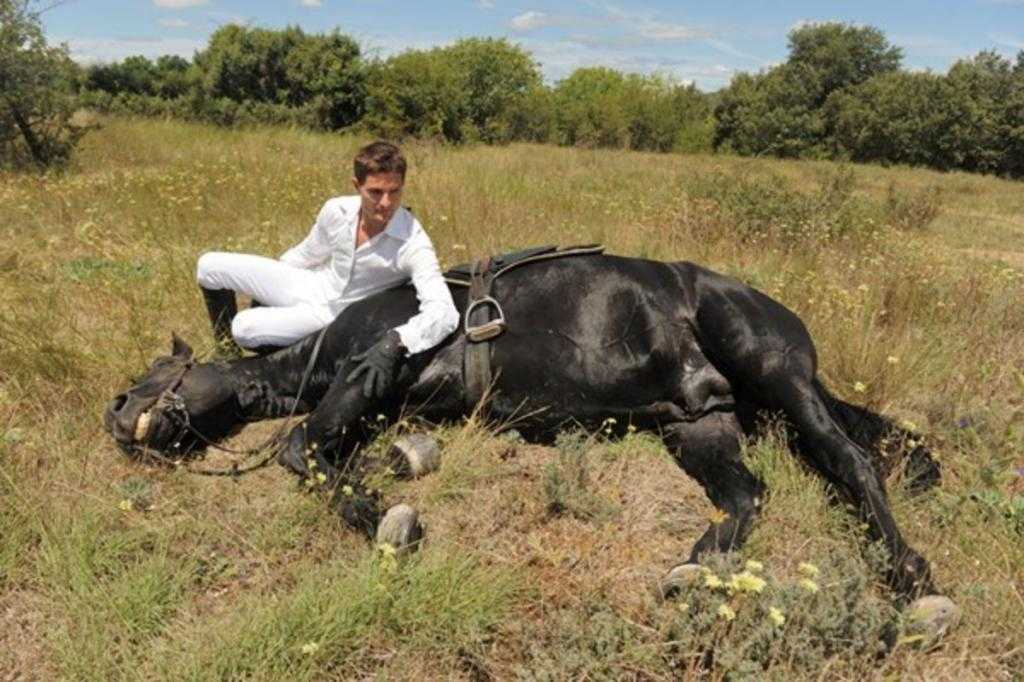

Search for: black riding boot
xmin=200 ymin=286 xmax=240 ymax=358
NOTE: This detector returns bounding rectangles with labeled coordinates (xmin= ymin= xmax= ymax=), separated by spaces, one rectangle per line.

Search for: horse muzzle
xmin=104 ymin=393 xmax=155 ymax=446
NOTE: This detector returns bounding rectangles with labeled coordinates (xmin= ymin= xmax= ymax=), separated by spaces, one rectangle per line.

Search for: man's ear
xmin=351 ymin=175 xmax=361 ymax=193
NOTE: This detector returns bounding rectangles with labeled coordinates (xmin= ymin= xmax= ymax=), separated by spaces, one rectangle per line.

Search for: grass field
xmin=1 ymin=117 xmax=1022 ymax=680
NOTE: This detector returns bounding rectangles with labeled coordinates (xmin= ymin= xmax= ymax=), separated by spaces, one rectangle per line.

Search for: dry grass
xmin=1 ymin=116 xmax=1022 ymax=679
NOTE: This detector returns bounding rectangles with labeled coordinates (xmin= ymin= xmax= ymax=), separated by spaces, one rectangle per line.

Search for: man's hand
xmin=346 ymin=330 xmax=405 ymax=399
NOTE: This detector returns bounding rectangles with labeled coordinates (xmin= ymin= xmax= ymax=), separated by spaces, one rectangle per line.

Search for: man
xmin=196 ymin=141 xmax=459 ymax=397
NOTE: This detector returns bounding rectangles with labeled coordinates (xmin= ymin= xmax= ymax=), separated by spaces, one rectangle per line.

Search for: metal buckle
xmin=464 ymin=296 xmax=507 ymax=343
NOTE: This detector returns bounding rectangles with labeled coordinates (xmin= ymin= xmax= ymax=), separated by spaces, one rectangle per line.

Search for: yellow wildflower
xmin=744 ymin=559 xmax=764 ymax=573
xmin=887 ymin=356 xmax=899 ymax=365
xmin=853 ymin=381 xmax=867 ymax=393
xmin=315 ymin=472 xmax=328 ymax=484
xmin=341 ymin=485 xmax=354 ymax=497
xmin=717 ymin=603 xmax=736 ymax=621
xmin=118 ymin=499 xmax=133 ymax=512
xmin=799 ymin=578 xmax=820 ymax=594
xmin=797 ymin=562 xmax=819 ymax=578
xmin=300 ymin=642 xmax=319 ymax=655
xmin=728 ymin=570 xmax=767 ymax=594
xmin=768 ymin=607 xmax=786 ymax=627
xmin=703 ymin=573 xmax=724 ymax=589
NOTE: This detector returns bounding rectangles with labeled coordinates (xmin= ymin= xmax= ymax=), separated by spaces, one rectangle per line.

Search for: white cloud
xmin=704 ymin=38 xmax=762 ymax=62
xmin=300 ymin=0 xmax=323 ymax=7
xmin=158 ymin=17 xmax=189 ymax=29
xmin=517 ymin=36 xmax=735 ymax=89
xmin=636 ymin=21 xmax=704 ymax=42
xmin=603 ymin=5 xmax=706 ymax=43
xmin=565 ymin=33 xmax=647 ymax=49
xmin=59 ymin=36 xmax=206 ymax=64
xmin=990 ymin=34 xmax=1024 ymax=50
xmin=509 ymin=11 xmax=557 ymax=33
xmin=153 ymin=0 xmax=207 ymax=8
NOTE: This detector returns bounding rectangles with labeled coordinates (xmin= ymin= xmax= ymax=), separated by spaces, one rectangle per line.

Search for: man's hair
xmin=353 ymin=141 xmax=407 ymax=184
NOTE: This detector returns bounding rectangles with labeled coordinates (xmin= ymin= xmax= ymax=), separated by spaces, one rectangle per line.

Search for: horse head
xmin=104 ymin=334 xmax=238 ymax=458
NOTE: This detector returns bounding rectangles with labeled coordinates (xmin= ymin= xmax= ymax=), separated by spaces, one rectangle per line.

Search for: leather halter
xmin=133 ymin=325 xmax=329 ymax=477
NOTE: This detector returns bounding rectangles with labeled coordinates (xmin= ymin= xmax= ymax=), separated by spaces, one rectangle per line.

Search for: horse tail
xmin=813 ymin=379 xmax=941 ymax=493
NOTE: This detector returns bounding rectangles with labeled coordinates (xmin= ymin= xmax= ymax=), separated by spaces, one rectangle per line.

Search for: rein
xmin=136 ymin=326 xmax=329 ymax=477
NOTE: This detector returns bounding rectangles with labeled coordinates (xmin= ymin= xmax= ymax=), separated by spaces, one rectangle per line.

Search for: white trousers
xmin=196 ymin=252 xmax=336 ymax=349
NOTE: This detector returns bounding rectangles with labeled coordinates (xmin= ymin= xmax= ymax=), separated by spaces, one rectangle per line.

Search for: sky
xmin=40 ymin=1 xmax=1024 ymax=91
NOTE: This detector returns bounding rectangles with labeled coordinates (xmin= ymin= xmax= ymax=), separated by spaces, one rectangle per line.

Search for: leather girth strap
xmin=464 ymin=256 xmax=495 ymax=411
xmin=457 ymin=244 xmax=605 ymax=411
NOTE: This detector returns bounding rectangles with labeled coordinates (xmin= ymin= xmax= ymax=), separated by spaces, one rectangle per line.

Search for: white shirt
xmin=279 ymin=196 xmax=459 ymax=355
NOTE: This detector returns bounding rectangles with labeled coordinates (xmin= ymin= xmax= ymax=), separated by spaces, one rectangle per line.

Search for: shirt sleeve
xmin=393 ymin=228 xmax=459 ymax=355
xmin=279 ymin=201 xmax=335 ymax=269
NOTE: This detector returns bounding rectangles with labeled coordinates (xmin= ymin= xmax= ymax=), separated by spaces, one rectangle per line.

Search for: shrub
xmin=662 ymin=551 xmax=896 ymax=677
xmin=0 ymin=0 xmax=88 ymax=168
xmin=543 ymin=432 xmax=618 ymax=522
xmin=685 ymin=165 xmax=873 ymax=246
xmin=884 ymin=183 xmax=943 ymax=231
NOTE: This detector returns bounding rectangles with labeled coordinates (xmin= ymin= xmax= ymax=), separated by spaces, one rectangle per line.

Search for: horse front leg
xmin=277 ymin=366 xmax=384 ymax=538
xmin=659 ymin=410 xmax=766 ymax=597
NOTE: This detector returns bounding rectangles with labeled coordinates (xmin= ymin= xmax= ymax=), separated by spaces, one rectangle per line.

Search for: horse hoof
xmin=389 ymin=434 xmax=441 ymax=479
xmin=658 ymin=563 xmax=703 ymax=601
xmin=277 ymin=426 xmax=310 ymax=478
xmin=903 ymin=595 xmax=961 ymax=643
xmin=375 ymin=504 xmax=423 ymax=556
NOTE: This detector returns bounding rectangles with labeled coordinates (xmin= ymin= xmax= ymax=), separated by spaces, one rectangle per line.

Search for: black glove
xmin=346 ymin=330 xmax=405 ymax=399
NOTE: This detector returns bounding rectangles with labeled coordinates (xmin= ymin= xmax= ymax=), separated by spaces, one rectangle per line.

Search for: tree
xmin=1004 ymin=52 xmax=1024 ymax=176
xmin=194 ymin=25 xmax=303 ymax=104
xmin=714 ymin=22 xmax=902 ymax=159
xmin=191 ymin=24 xmax=365 ymax=130
xmin=825 ymin=71 xmax=962 ymax=169
xmin=152 ymin=55 xmax=192 ymax=99
xmin=363 ymin=48 xmax=466 ymax=141
xmin=282 ymin=30 xmax=365 ymax=129
xmin=944 ymin=51 xmax=1017 ymax=173
xmin=714 ymin=63 xmax=827 ymax=158
xmin=0 ymin=0 xmax=86 ymax=167
xmin=443 ymin=38 xmax=542 ymax=143
xmin=787 ymin=22 xmax=902 ymax=102
xmin=623 ymin=76 xmax=711 ymax=153
xmin=553 ymin=67 xmax=630 ymax=148
xmin=363 ymin=38 xmax=543 ymax=143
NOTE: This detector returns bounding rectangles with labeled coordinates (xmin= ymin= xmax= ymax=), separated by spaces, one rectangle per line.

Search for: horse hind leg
xmin=752 ymin=357 xmax=935 ymax=598
xmin=660 ymin=410 xmax=765 ymax=596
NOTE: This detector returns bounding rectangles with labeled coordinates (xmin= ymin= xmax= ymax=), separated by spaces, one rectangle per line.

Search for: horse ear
xmin=170 ymin=333 xmax=194 ymax=360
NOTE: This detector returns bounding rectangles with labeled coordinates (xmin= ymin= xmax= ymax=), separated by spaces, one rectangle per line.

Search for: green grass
xmin=0 ymin=115 xmax=1022 ymax=678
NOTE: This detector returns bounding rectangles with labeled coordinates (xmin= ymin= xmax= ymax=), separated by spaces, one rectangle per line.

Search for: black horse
xmin=104 ymin=253 xmax=952 ymax=617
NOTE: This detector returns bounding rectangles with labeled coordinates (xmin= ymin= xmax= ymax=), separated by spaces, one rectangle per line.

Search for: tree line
xmin=76 ymin=27 xmax=713 ymax=154
xmin=3 ymin=0 xmax=1023 ymax=178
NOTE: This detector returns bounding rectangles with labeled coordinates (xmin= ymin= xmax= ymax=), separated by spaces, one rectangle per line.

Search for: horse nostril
xmin=110 ymin=394 xmax=128 ymax=413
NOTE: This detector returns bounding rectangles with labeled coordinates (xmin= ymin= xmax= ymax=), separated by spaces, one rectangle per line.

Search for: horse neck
xmin=221 ymin=338 xmax=323 ymax=420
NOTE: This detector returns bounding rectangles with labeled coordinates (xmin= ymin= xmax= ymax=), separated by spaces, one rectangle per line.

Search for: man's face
xmin=353 ymin=171 xmax=404 ymax=232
